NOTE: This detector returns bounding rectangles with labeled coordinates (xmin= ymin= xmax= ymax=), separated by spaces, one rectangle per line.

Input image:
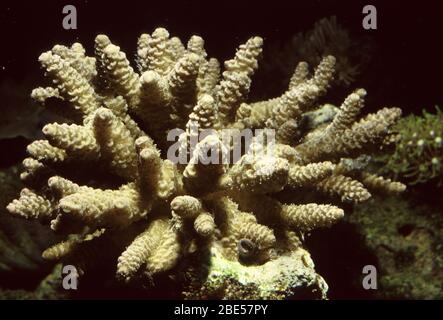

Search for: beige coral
xmin=117 ymin=218 xmax=180 ymax=281
xmin=6 ymin=26 xmax=405 ymax=296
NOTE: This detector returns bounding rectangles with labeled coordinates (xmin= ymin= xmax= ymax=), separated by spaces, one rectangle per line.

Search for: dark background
xmin=0 ymin=0 xmax=442 ymax=299
xmin=1 ymin=0 xmax=442 ymax=108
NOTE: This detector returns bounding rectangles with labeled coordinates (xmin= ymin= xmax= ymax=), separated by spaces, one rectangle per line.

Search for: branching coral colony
xmin=6 ymin=27 xmax=406 ymax=298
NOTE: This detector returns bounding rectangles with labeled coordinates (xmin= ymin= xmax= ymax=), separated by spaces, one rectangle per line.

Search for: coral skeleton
xmin=6 ymin=27 xmax=405 ymax=297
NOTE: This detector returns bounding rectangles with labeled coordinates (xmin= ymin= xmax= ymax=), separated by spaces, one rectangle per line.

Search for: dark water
xmin=1 ymin=0 xmax=442 ymax=111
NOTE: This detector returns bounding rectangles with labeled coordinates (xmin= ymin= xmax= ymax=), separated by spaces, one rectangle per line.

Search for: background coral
xmin=5 ymin=26 xmax=404 ymax=298
xmin=0 ymin=264 xmax=67 ymax=300
xmin=287 ymin=16 xmax=365 ymax=86
xmin=0 ymin=79 xmax=45 ymax=141
xmin=376 ymin=107 xmax=443 ymax=186
xmin=0 ymin=166 xmax=60 ymax=296
xmin=255 ymin=16 xmax=371 ymax=101
xmin=350 ymin=196 xmax=443 ymax=299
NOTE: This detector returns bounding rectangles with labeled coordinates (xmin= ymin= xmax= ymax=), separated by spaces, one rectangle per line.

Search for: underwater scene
xmin=0 ymin=0 xmax=442 ymax=301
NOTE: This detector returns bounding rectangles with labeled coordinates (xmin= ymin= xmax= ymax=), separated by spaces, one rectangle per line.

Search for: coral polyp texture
xmin=6 ymin=27 xmax=405 ymax=299
xmin=379 ymin=107 xmax=443 ymax=185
